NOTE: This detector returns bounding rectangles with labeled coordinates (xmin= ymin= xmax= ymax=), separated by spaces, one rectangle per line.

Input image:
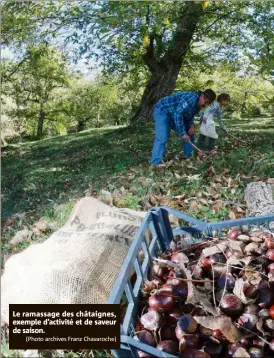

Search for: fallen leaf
xmin=233 ymin=278 xmax=257 ymax=304
xmin=233 ymin=347 xmax=250 ymax=358
xmin=10 ymin=229 xmax=31 ymax=245
xmin=228 ymin=211 xmax=236 ymax=219
xmin=194 ymin=316 xmax=246 ymax=343
xmin=174 ymin=173 xmax=181 ymax=179
xmin=199 ymin=198 xmax=208 ymax=206
xmin=236 ymin=206 xmax=244 ymax=213
xmin=34 ymin=218 xmax=48 ymax=232
xmin=202 ymin=241 xmax=228 ymax=257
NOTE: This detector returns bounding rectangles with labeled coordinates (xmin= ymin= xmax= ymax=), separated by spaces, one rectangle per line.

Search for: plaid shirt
xmin=155 ymin=92 xmax=200 ymax=136
xmin=199 ymin=102 xmax=228 ymax=133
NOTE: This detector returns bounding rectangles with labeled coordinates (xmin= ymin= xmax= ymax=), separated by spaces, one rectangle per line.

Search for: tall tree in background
xmin=3 ymin=44 xmax=70 ymax=137
xmin=2 ymin=1 xmax=274 ymax=121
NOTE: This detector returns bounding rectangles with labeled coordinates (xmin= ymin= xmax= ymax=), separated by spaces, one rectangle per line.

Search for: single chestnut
xmin=266 ymin=249 xmax=274 ymax=261
xmin=270 ymin=304 xmax=274 ymax=319
xmin=268 ymin=263 xmax=274 ymax=271
xmin=134 ymin=331 xmax=156 ymax=347
xmin=237 ymin=313 xmax=258 ymax=331
xmin=140 ymin=310 xmax=164 ymax=331
xmin=212 ymin=329 xmax=228 ymax=343
xmin=243 ymin=282 xmax=258 ymax=298
xmin=162 ymin=283 xmax=188 ymax=300
xmin=171 ymin=252 xmax=188 ymax=266
xmin=181 ymin=349 xmax=210 ymax=358
xmin=264 ymin=318 xmax=274 ymax=332
xmin=220 ymin=294 xmax=244 ymax=317
xmin=200 ymin=257 xmax=211 ymax=268
xmin=258 ymin=287 xmax=273 ymax=309
xmin=159 ymin=324 xmax=177 ymax=342
xmin=179 ymin=334 xmax=200 ymax=352
xmin=175 ymin=315 xmax=197 ymax=339
xmin=217 ymin=273 xmax=235 ymax=291
xmin=208 ymin=264 xmax=228 ymax=279
xmin=204 ymin=342 xmax=224 ymax=357
xmin=157 ymin=340 xmax=178 ymax=354
xmin=265 ymin=237 xmax=274 ymax=249
xmin=258 ymin=308 xmax=270 ymax=319
xmin=167 ymin=310 xmax=182 ymax=324
xmin=181 ymin=304 xmax=195 ymax=314
xmin=228 ymin=229 xmax=241 ymax=240
xmin=149 ymin=294 xmax=176 ymax=313
xmin=248 ymin=347 xmax=264 ymax=358
xmin=138 ymin=351 xmax=152 ymax=358
xmin=244 ymin=303 xmax=260 ymax=315
xmin=209 ymin=253 xmax=226 ymax=265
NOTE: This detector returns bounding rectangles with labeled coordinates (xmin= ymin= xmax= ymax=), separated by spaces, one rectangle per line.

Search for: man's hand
xmin=202 ymin=117 xmax=207 ymax=123
xmin=182 ymin=134 xmax=190 ymax=142
xmin=188 ymin=126 xmax=195 ymax=135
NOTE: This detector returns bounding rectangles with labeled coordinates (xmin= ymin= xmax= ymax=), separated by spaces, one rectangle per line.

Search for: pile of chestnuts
xmin=133 ymin=228 xmax=274 ymax=357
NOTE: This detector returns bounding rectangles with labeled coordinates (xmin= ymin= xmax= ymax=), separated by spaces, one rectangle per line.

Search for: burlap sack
xmin=1 ymin=197 xmax=146 ymax=324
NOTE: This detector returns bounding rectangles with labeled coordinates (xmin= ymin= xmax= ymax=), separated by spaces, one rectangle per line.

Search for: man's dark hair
xmin=202 ymin=89 xmax=216 ymax=102
xmin=217 ymin=93 xmax=231 ymax=102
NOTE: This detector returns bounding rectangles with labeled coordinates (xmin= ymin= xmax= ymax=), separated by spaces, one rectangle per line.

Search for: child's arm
xmin=216 ymin=114 xmax=228 ymax=133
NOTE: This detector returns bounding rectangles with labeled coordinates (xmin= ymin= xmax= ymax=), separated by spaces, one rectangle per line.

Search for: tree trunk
xmin=132 ymin=2 xmax=204 ymax=122
xmin=37 ymin=107 xmax=45 ymax=138
xmin=77 ymin=119 xmax=86 ymax=132
xmin=132 ymin=64 xmax=180 ymax=121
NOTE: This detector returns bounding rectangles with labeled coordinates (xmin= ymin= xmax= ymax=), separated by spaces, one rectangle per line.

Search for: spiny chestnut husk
xmin=151 ymin=264 xmax=169 ymax=280
xmin=179 ymin=334 xmax=200 ymax=352
xmin=148 ymin=293 xmax=176 ymax=313
xmin=157 ymin=340 xmax=178 ymax=354
xmin=220 ymin=294 xmax=244 ymax=317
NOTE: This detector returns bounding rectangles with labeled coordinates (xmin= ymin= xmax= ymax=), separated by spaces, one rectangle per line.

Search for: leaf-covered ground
xmin=1 ymin=115 xmax=274 ymax=357
xmin=2 ymin=116 xmax=274 ymax=260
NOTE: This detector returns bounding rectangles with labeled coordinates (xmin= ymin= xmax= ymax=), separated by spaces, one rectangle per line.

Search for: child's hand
xmin=202 ymin=117 xmax=207 ymax=123
xmin=182 ymin=134 xmax=190 ymax=142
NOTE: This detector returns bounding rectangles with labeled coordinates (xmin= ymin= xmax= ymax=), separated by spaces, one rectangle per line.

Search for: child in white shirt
xmin=197 ymin=93 xmax=230 ymax=153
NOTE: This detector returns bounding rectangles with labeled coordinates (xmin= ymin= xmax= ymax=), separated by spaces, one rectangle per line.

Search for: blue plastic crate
xmin=108 ymin=207 xmax=274 ymax=358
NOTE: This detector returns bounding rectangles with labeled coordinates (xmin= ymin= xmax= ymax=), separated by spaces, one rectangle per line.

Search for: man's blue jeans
xmin=151 ymin=107 xmax=194 ymax=165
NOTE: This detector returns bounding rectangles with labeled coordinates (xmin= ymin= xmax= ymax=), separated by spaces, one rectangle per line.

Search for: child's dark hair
xmin=217 ymin=93 xmax=230 ymax=102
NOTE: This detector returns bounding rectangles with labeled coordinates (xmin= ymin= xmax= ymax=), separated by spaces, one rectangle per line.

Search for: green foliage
xmin=2 ymin=44 xmax=70 ymax=138
xmin=176 ymin=63 xmax=274 ymax=115
xmin=2 ymin=1 xmax=274 ymax=77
